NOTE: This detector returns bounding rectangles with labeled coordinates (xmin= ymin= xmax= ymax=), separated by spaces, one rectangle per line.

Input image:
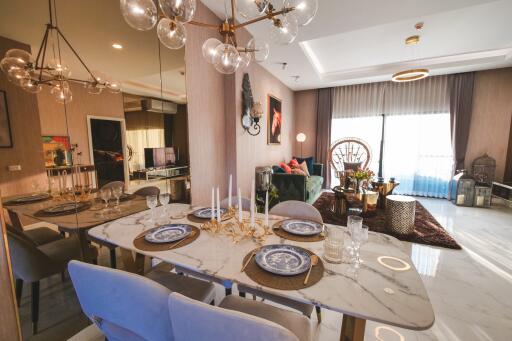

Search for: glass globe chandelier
xmin=120 ymin=0 xmax=318 ymax=74
xmin=0 ymin=0 xmax=121 ymax=103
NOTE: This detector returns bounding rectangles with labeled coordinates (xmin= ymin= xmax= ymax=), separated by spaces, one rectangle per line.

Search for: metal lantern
xmin=255 ymin=166 xmax=272 ymax=192
xmin=472 ymin=154 xmax=496 ymax=186
xmin=450 ymin=170 xmax=475 ymax=206
xmin=474 ymin=185 xmax=492 ymax=207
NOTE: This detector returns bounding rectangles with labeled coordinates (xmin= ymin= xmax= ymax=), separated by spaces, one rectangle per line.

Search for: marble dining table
xmin=4 ymin=193 xmax=149 ymax=263
xmin=88 ymin=203 xmax=435 ymax=341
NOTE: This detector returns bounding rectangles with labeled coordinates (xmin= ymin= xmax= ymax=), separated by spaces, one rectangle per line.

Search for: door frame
xmin=86 ymin=115 xmax=129 ymax=188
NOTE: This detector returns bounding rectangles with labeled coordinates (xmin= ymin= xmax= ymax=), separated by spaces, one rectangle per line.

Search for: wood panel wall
xmin=0 ymin=36 xmax=47 ymax=197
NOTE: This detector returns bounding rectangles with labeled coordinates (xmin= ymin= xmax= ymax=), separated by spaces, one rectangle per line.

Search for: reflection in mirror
xmin=0 ymin=0 xmax=188 ymax=338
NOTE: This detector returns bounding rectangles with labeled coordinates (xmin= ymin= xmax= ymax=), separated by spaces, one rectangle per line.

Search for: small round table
xmin=385 ymin=195 xmax=416 ymax=235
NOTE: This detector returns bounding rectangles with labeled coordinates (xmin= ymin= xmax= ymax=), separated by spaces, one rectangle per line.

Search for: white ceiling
xmin=0 ymin=0 xmax=187 ymax=103
xmin=201 ymin=0 xmax=512 ymax=90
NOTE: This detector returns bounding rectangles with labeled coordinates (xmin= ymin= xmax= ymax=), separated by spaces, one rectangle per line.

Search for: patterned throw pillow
xmin=292 ymin=168 xmax=306 ymax=176
xmin=299 ymin=161 xmax=310 ymax=177
xmin=293 ymin=156 xmax=314 ymax=174
xmin=279 ymin=162 xmax=292 ymax=174
xmin=289 ymin=158 xmax=300 ymax=168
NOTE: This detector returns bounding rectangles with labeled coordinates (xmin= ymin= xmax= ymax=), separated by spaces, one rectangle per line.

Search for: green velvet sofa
xmin=272 ymin=163 xmax=324 ymax=204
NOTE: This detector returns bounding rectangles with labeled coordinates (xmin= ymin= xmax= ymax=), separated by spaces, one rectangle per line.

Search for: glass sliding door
xmin=382 ymin=113 xmax=453 ymax=198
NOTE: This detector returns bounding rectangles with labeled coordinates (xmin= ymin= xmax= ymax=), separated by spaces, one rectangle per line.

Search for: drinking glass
xmin=347 ymin=215 xmax=363 ymax=255
xmin=112 ymin=185 xmax=123 ymax=209
xmin=323 ymin=225 xmax=345 ymax=263
xmin=146 ymin=195 xmax=158 ymax=224
xmin=351 ymin=224 xmax=369 ymax=267
xmin=159 ymin=192 xmax=170 ymax=220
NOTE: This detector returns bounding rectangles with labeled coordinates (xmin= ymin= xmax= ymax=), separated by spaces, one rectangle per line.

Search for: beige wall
xmin=37 ymin=83 xmax=124 ymax=165
xmin=294 ymin=90 xmax=317 ymax=158
xmin=185 ymin=2 xmax=227 ymax=206
xmin=466 ymin=68 xmax=512 ymax=181
xmin=0 ymin=36 xmax=47 ymax=197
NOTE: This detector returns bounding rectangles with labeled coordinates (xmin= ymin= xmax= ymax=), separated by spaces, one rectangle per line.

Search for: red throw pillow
xmin=279 ymin=162 xmax=292 ymax=174
xmin=289 ymin=158 xmax=300 ymax=168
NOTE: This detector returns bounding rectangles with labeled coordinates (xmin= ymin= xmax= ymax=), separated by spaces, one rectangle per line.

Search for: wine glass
xmin=112 ymin=185 xmax=123 ymax=210
xmin=351 ymin=224 xmax=369 ymax=267
xmin=100 ymin=188 xmax=111 ymax=207
xmin=159 ymin=192 xmax=170 ymax=219
xmin=146 ymin=195 xmax=158 ymax=225
xmin=347 ymin=215 xmax=363 ymax=255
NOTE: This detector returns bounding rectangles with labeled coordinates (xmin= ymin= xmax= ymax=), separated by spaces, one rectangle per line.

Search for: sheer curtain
xmin=330 ymin=75 xmax=454 ymax=198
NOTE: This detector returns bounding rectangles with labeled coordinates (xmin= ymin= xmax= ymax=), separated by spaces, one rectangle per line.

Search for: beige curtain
xmin=125 ymin=112 xmax=165 ymax=171
xmin=332 ymin=75 xmax=450 ymax=118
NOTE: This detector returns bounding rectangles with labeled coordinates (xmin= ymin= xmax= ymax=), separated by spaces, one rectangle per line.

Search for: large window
xmin=331 ymin=113 xmax=453 ymax=198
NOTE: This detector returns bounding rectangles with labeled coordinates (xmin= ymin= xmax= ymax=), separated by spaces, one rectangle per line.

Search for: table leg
xmin=340 ymin=315 xmax=366 ymax=341
xmin=76 ymin=229 xmax=93 ymax=263
xmin=120 ymin=248 xmax=145 ymax=275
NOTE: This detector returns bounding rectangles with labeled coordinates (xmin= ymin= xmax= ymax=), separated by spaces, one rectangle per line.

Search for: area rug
xmin=313 ymin=192 xmax=461 ymax=250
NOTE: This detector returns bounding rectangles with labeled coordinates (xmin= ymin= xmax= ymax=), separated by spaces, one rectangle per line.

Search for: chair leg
xmin=239 ymin=292 xmax=246 ymax=298
xmin=92 ymin=258 xmax=98 ymax=265
xmin=225 ymin=287 xmax=232 ymax=296
xmin=109 ymin=248 xmax=117 ymax=269
xmin=31 ymin=281 xmax=40 ymax=335
xmin=61 ymin=271 xmax=66 ymax=282
xmin=15 ymin=279 xmax=23 ymax=306
xmin=315 ymin=306 xmax=322 ymax=323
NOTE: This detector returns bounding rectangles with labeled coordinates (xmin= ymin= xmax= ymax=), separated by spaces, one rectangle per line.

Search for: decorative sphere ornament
xmin=238 ymin=0 xmax=270 ymax=19
xmin=157 ymin=18 xmax=187 ymax=49
xmin=213 ymin=44 xmax=240 ymax=74
xmin=159 ymin=0 xmax=196 ymax=23
xmin=270 ymin=14 xmax=298 ymax=45
xmin=247 ymin=38 xmax=269 ymax=62
xmin=202 ymin=38 xmax=222 ymax=64
xmin=285 ymin=0 xmax=318 ymax=26
xmin=120 ymin=0 xmax=158 ymax=31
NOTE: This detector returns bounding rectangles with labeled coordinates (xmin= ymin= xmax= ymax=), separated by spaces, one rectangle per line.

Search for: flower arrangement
xmin=353 ymin=168 xmax=375 ymax=192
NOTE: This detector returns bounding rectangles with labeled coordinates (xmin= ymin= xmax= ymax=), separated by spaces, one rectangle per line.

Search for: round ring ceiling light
xmin=377 ymin=256 xmax=411 ymax=271
xmin=391 ymin=68 xmax=429 ymax=83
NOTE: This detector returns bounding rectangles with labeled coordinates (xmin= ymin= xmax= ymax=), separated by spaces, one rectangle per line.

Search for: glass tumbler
xmin=323 ymin=225 xmax=345 ymax=263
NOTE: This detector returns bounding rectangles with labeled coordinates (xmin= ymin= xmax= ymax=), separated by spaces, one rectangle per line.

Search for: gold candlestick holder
xmin=200 ymin=206 xmax=272 ymax=245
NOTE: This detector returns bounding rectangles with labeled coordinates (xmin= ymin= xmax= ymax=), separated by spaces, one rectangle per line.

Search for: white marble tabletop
xmin=88 ymin=203 xmax=434 ymax=331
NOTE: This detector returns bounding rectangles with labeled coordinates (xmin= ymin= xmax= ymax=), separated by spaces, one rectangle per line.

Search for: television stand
xmin=132 ymin=165 xmax=189 ymax=181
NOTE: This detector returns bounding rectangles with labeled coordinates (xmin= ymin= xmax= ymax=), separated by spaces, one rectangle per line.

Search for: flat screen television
xmin=144 ymin=147 xmax=176 ymax=168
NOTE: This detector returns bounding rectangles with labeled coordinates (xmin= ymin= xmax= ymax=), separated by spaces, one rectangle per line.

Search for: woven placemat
xmin=133 ymin=225 xmax=200 ymax=252
xmin=242 ymin=247 xmax=324 ymax=290
xmin=272 ymin=220 xmax=325 ymax=242
xmin=186 ymin=213 xmax=233 ymax=224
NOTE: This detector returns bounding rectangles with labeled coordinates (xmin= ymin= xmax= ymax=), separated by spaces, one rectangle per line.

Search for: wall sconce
xmin=241 ymin=73 xmax=262 ymax=136
xmin=242 ymin=102 xmax=263 ymax=136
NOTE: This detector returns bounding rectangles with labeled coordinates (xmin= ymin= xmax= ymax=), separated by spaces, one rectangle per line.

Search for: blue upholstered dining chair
xmin=69 ymin=260 xmax=174 ymax=341
xmin=68 ymin=260 xmax=216 ymax=341
xmin=237 ymin=200 xmax=324 ymax=322
xmin=169 ymin=292 xmax=311 ymax=341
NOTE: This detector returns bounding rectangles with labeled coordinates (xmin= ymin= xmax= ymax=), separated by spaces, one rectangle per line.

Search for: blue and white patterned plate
xmin=144 ymin=224 xmax=192 ymax=244
xmin=281 ymin=219 xmax=324 ymax=236
xmin=255 ymin=245 xmax=311 ymax=276
xmin=193 ymin=207 xmax=227 ymax=219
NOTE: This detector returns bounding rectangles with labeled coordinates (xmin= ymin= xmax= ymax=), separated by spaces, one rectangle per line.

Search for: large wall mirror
xmin=0 ymin=0 xmax=189 ymax=338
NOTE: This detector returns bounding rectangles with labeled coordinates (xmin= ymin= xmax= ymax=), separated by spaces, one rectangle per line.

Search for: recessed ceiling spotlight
xmin=415 ymin=22 xmax=424 ymax=31
xmin=292 ymin=75 xmax=300 ymax=82
xmin=112 ymin=43 xmax=123 ymax=49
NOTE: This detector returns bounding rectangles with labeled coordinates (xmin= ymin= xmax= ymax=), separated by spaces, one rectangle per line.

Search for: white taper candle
xmin=250 ymin=178 xmax=255 ymax=227
xmin=211 ymin=187 xmax=215 ymax=221
xmin=238 ymin=187 xmax=242 ymax=222
xmin=216 ymin=187 xmax=221 ymax=223
xmin=265 ymin=190 xmax=269 ymax=227
xmin=228 ymin=174 xmax=232 ymax=208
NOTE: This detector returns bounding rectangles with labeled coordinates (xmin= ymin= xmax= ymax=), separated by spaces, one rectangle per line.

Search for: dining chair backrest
xmin=133 ymin=186 xmax=160 ymax=197
xmin=6 ymin=231 xmax=56 ymax=282
xmin=269 ymin=201 xmax=323 ymax=223
xmin=68 ymin=260 xmax=174 ymax=341
xmin=101 ymin=181 xmax=125 ymax=191
xmin=220 ymin=196 xmax=251 ymax=211
xmin=168 ymin=293 xmax=299 ymax=341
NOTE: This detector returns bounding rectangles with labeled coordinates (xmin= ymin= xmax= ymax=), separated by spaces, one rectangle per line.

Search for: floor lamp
xmin=296 ymin=133 xmax=307 ymax=157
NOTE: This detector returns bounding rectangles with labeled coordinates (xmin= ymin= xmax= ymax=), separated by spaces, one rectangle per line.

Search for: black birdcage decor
xmin=450 ymin=170 xmax=475 ymax=207
xmin=472 ymin=154 xmax=496 ymax=186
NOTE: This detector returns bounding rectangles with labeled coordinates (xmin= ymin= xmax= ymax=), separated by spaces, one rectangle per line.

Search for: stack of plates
xmin=192 ymin=207 xmax=227 ymax=219
xmin=255 ymin=245 xmax=311 ymax=276
xmin=280 ymin=219 xmax=324 ymax=236
xmin=144 ymin=224 xmax=192 ymax=244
